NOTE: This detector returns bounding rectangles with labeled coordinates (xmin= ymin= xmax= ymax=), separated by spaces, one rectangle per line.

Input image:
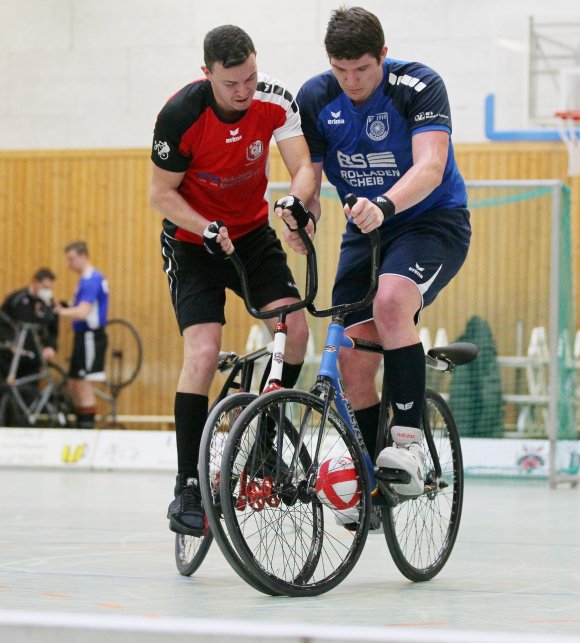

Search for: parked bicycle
xmin=0 ymin=314 xmax=70 ymax=428
xmin=0 ymin=316 xmax=142 ymax=428
xmin=216 ymin=195 xmax=478 ymax=596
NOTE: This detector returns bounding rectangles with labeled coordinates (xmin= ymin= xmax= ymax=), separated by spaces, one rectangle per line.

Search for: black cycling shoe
xmin=167 ymin=476 xmax=206 ymax=537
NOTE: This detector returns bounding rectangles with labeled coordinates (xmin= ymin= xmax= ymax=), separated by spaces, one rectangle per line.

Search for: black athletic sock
xmin=281 ymin=361 xmax=303 ymax=388
xmin=259 ymin=359 xmax=303 ymax=391
xmin=382 ymin=343 xmax=425 ymax=429
xmin=174 ymin=392 xmax=208 ymax=481
xmin=354 ymin=403 xmax=381 ymax=461
xmin=75 ymin=405 xmax=96 ymax=429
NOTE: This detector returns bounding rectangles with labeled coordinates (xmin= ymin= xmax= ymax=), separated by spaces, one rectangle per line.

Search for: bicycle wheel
xmin=382 ymin=388 xmax=464 ymax=581
xmin=198 ymin=392 xmax=278 ymax=594
xmin=174 ymin=531 xmax=213 ymax=577
xmin=220 ymin=388 xmax=371 ymax=597
xmin=104 ymin=319 xmax=143 ymax=390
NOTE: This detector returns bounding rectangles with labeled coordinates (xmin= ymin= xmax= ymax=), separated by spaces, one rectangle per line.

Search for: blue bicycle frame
xmin=314 ymin=320 xmax=379 ymax=495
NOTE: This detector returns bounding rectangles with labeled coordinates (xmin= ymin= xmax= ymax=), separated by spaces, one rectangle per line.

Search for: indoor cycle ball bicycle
xmin=216 ymin=194 xmax=478 ymax=596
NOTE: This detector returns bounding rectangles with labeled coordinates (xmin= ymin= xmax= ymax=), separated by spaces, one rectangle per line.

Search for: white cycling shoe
xmin=333 ymin=505 xmax=382 ymax=532
xmin=376 ymin=426 xmax=425 ymax=496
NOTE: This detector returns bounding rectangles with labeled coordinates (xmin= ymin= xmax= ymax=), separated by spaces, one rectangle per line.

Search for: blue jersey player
xmin=57 ymin=240 xmax=109 ymax=428
xmin=294 ymin=6 xmax=471 ymax=522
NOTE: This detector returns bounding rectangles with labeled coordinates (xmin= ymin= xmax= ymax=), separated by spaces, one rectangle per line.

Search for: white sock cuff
xmin=390 ymin=426 xmax=423 ymax=446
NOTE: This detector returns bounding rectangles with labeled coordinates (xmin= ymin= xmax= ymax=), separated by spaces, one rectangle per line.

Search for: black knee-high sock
xmin=174 ymin=392 xmax=208 ymax=481
xmin=354 ymin=403 xmax=381 ymax=460
xmin=382 ymin=343 xmax=425 ymax=429
xmin=259 ymin=359 xmax=303 ymax=392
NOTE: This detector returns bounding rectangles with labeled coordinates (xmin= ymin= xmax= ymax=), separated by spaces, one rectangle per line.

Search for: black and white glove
xmin=203 ymin=220 xmax=229 ymax=258
xmin=274 ymin=195 xmax=316 ymax=231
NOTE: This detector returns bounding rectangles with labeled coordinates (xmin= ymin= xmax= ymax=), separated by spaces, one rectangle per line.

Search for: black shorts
xmin=161 ymin=225 xmax=301 ymax=333
xmin=68 ymin=328 xmax=108 ymax=380
xmin=333 ymin=208 xmax=471 ymax=328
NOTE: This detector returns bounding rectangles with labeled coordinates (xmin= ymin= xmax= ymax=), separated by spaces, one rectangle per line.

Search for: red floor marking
xmin=41 ymin=593 xmax=71 ymax=599
xmin=97 ymin=603 xmax=125 ymax=609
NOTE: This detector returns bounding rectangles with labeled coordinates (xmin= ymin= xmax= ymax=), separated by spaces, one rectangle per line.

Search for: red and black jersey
xmin=152 ymin=73 xmax=302 ymax=244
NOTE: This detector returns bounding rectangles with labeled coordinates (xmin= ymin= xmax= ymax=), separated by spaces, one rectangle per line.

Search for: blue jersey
xmin=72 ymin=268 xmax=109 ymax=333
xmin=296 ymin=59 xmax=467 ymax=222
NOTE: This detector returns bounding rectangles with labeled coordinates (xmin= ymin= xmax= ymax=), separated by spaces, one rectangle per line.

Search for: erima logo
xmin=327 ymin=109 xmax=345 ymax=125
xmin=408 ymin=263 xmax=425 ymax=279
xmin=388 ymin=72 xmax=427 ymax=92
xmin=226 ymin=128 xmax=242 ymax=143
xmin=395 ymin=402 xmax=414 ymax=411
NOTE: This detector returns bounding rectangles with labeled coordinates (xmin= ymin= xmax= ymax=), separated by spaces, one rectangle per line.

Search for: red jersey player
xmin=150 ymin=24 xmax=316 ymax=536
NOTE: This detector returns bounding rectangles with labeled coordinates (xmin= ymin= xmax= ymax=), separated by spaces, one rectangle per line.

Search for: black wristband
xmin=371 ymin=195 xmax=396 ymax=221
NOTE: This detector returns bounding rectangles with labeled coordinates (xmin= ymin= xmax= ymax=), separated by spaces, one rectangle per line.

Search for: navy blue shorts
xmin=332 ymin=208 xmax=471 ymax=328
xmin=161 ymin=225 xmax=301 ymax=333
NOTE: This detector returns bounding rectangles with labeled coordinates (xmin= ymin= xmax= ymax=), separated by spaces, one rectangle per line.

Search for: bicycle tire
xmin=104 ymin=319 xmax=143 ymax=390
xmin=220 ymin=388 xmax=371 ymax=597
xmin=382 ymin=388 xmax=464 ymax=582
xmin=198 ymin=392 xmax=279 ymax=595
xmin=174 ymin=532 xmax=213 ymax=577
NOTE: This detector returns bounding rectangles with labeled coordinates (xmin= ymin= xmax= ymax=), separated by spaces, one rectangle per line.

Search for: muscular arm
xmin=276 ymin=136 xmax=317 ymax=254
xmin=385 ymin=130 xmax=449 ymax=212
xmin=149 ymin=165 xmax=211 ymax=237
xmin=149 ymin=164 xmax=234 ymax=254
xmin=277 ymin=135 xmax=316 ymax=204
xmin=306 ymin=162 xmax=324 ymax=223
xmin=348 ymin=130 xmax=450 ymax=232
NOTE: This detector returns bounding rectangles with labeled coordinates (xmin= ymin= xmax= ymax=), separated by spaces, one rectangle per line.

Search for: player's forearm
xmin=58 ymin=305 xmax=89 ymax=321
xmin=384 ymin=158 xmax=445 ymax=214
xmin=150 ymin=187 xmax=209 ymax=237
xmin=306 ymin=193 xmax=321 ymax=222
xmin=287 ymin=164 xmax=316 ymax=211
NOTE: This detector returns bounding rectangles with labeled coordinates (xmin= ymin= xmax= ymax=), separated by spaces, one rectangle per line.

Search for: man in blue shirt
xmin=57 ymin=240 xmax=109 ymax=429
xmin=294 ymin=6 xmax=471 ymax=520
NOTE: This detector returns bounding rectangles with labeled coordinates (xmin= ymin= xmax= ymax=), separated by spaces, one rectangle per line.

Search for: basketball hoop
xmin=555 ymin=110 xmax=580 ymax=176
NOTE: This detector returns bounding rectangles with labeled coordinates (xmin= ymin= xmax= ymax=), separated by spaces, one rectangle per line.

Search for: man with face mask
xmin=0 ymin=268 xmax=59 ymax=380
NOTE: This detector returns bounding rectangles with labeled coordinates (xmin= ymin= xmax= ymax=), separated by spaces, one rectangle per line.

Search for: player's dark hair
xmin=32 ymin=268 xmax=56 ymax=282
xmin=203 ymin=25 xmax=256 ymax=70
xmin=324 ymin=6 xmax=385 ymax=62
xmin=64 ymin=240 xmax=89 ymax=256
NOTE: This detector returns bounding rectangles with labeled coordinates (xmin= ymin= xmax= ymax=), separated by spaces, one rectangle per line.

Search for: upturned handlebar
xmin=307 ymin=193 xmax=381 ymax=319
xmin=230 ymin=226 xmax=318 ymax=320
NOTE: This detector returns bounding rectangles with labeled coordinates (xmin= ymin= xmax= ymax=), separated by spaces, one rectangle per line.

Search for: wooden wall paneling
xmin=0 ymin=142 xmax=575 ymax=422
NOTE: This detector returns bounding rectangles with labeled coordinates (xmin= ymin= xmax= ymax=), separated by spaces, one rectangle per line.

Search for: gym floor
xmin=1 ymin=469 xmax=579 ymax=639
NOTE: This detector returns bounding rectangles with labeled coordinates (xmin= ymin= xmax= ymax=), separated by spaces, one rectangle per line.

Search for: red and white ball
xmin=315 ymin=456 xmax=359 ymax=510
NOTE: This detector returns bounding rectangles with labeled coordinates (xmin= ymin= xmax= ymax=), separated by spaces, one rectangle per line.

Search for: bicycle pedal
xmin=376 ymin=467 xmax=412 ymax=484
